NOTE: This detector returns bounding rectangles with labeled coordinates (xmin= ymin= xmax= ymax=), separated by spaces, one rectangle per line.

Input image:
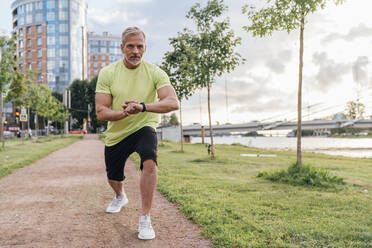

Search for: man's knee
xmin=142 ymin=159 xmax=157 ymax=174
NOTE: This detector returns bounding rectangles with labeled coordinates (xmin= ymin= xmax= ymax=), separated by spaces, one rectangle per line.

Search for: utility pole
xmin=63 ymin=88 xmax=70 ymax=134
xmin=199 ymin=92 xmax=202 ymax=125
xmin=87 ymin=103 xmax=91 ymax=133
xmin=81 ymin=26 xmax=85 ymax=80
xmin=225 ymin=76 xmax=229 ymax=123
xmin=0 ymin=48 xmax=3 ymax=147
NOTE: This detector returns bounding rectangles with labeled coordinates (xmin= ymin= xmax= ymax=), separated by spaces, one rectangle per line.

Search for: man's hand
xmin=122 ymin=99 xmax=140 ymax=111
xmin=123 ymin=102 xmax=143 ymax=115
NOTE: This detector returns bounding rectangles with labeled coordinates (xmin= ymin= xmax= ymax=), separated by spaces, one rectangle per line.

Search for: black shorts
xmin=104 ymin=126 xmax=158 ymax=181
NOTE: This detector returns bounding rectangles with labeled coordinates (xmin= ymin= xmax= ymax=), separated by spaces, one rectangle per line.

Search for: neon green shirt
xmin=96 ymin=60 xmax=171 ymax=147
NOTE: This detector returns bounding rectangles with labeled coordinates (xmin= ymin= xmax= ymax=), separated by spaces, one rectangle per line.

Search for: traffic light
xmin=15 ymin=108 xmax=20 ymax=117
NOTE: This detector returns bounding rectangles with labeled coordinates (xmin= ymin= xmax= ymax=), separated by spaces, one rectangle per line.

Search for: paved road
xmin=0 ymin=135 xmax=210 ymax=248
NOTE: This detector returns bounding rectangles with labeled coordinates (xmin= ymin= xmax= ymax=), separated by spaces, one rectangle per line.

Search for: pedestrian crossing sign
xmin=20 ymin=114 xmax=28 ymax=122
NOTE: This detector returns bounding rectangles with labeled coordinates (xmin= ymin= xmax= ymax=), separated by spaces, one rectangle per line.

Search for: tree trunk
xmin=297 ymin=16 xmax=305 ymax=166
xmin=207 ymin=84 xmax=215 ymax=158
xmin=0 ymin=93 xmax=4 ymax=148
xmin=35 ymin=113 xmax=39 ymax=138
xmin=179 ymin=101 xmax=184 ymax=152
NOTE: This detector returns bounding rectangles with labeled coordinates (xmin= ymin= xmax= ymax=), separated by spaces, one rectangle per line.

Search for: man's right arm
xmin=95 ymin=93 xmax=129 ymax=121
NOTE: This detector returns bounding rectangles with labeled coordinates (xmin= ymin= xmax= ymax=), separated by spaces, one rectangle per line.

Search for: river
xmin=190 ymin=136 xmax=372 ymax=158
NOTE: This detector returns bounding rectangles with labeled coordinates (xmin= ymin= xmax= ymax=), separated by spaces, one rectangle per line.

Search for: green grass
xmin=0 ymin=135 xmax=83 ymax=178
xmin=149 ymin=141 xmax=372 ymax=248
xmin=258 ymin=163 xmax=345 ymax=188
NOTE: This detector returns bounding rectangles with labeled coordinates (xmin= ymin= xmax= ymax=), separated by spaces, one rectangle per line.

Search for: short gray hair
xmin=121 ymin=27 xmax=146 ymax=44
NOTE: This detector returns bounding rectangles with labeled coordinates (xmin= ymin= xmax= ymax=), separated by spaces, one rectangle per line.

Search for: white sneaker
xmin=105 ymin=193 xmax=128 ymax=213
xmin=138 ymin=215 xmax=155 ymax=240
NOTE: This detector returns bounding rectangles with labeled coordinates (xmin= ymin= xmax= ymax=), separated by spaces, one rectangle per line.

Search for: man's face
xmin=121 ymin=33 xmax=146 ymax=67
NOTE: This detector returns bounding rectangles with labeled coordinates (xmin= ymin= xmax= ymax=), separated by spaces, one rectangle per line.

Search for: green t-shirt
xmin=96 ymin=60 xmax=171 ymax=147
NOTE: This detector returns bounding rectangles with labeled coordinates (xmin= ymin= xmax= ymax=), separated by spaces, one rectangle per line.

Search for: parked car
xmin=69 ymin=129 xmax=87 ymax=134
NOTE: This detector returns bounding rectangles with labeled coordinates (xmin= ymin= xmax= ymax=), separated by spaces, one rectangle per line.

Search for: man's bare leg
xmin=108 ymin=179 xmax=123 ymax=197
xmin=140 ymin=160 xmax=158 ymax=216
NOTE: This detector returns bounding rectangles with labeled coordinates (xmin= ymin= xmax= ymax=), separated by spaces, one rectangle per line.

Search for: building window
xmin=37 ymin=25 xmax=42 ymax=34
xmin=27 ymin=51 xmax=31 ymax=59
xmin=94 ymin=70 xmax=98 ymax=75
xmin=37 ymin=74 xmax=42 ymax=82
xmin=37 ymin=37 xmax=42 ymax=46
xmin=59 ymin=48 xmax=68 ymax=57
xmin=47 ymin=36 xmax=55 ymax=45
xmin=19 ymin=40 xmax=23 ymax=49
xmin=28 ymin=63 xmax=32 ymax=70
xmin=60 ymin=60 xmax=68 ymax=69
xmin=59 ymin=0 xmax=68 ymax=9
xmin=26 ymin=14 xmax=32 ymax=24
xmin=47 ymin=12 xmax=55 ymax=21
xmin=59 ymin=23 xmax=68 ymax=33
xmin=60 ymin=36 xmax=68 ymax=45
xmin=59 ymin=11 xmax=68 ymax=20
xmin=47 ymin=24 xmax=55 ymax=33
xmin=47 ymin=0 xmax=55 ymax=9
xmin=94 ymin=62 xmax=98 ymax=68
xmin=19 ymin=17 xmax=25 ymax=25
xmin=36 ymin=1 xmax=43 ymax=10
xmin=35 ymin=13 xmax=42 ymax=22
xmin=60 ymin=73 xmax=68 ymax=81
xmin=37 ymin=49 xmax=42 ymax=58
xmin=26 ymin=27 xmax=31 ymax=35
xmin=18 ymin=5 xmax=24 ymax=14
xmin=47 ymin=60 xmax=55 ymax=70
xmin=100 ymin=47 xmax=107 ymax=53
xmin=27 ymin=39 xmax=31 ymax=48
xmin=19 ymin=28 xmax=23 ymax=36
xmin=37 ymin=61 xmax=42 ymax=70
xmin=101 ymin=55 xmax=106 ymax=60
xmin=26 ymin=3 xmax=33 ymax=12
xmin=47 ymin=48 xmax=55 ymax=57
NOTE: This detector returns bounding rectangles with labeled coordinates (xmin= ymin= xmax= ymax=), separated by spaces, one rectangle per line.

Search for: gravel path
xmin=0 ymin=135 xmax=210 ymax=248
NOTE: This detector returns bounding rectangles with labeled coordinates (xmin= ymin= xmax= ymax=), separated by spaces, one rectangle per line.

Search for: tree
xmin=345 ymin=100 xmax=365 ymax=120
xmin=70 ymin=77 xmax=105 ymax=132
xmin=52 ymin=91 xmax=63 ymax=103
xmin=169 ymin=113 xmax=180 ymax=126
xmin=0 ymin=34 xmax=18 ymax=144
xmin=161 ymin=32 xmax=198 ymax=151
xmin=185 ymin=0 xmax=243 ymax=158
xmin=69 ymin=79 xmax=89 ymax=129
xmin=87 ymin=76 xmax=106 ymax=133
xmin=243 ymin=0 xmax=345 ymax=165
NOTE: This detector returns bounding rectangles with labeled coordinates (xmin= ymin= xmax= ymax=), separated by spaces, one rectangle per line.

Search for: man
xmin=95 ymin=26 xmax=179 ymax=240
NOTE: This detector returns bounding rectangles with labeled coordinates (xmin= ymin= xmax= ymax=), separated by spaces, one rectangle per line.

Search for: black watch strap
xmin=140 ymin=102 xmax=146 ymax=112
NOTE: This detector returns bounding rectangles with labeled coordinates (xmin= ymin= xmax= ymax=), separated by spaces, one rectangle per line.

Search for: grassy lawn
xmin=136 ymin=141 xmax=372 ymax=248
xmin=0 ymin=135 xmax=83 ymax=178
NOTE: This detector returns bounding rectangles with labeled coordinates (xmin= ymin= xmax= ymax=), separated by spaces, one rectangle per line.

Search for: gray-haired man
xmin=95 ymin=26 xmax=179 ymax=240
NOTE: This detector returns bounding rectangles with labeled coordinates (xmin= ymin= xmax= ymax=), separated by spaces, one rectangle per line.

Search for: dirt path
xmin=0 ymin=135 xmax=210 ymax=248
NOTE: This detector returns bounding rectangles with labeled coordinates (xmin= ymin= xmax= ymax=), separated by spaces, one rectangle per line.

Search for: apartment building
xmin=11 ymin=0 xmax=88 ymax=93
xmin=88 ymin=32 xmax=122 ymax=80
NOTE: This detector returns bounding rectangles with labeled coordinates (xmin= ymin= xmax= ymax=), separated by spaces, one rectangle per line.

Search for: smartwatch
xmin=140 ymin=102 xmax=146 ymax=112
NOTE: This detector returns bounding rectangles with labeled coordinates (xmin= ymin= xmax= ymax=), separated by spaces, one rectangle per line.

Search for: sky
xmin=1 ymin=0 xmax=372 ymax=125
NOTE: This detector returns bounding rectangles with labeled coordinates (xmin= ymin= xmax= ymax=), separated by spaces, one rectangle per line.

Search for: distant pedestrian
xmin=95 ymin=26 xmax=179 ymax=240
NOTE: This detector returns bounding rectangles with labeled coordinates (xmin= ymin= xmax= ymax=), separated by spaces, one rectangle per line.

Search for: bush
xmin=258 ymin=163 xmax=345 ymax=188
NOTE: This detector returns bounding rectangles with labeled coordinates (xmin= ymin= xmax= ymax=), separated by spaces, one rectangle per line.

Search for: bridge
xmin=181 ymin=119 xmax=372 ymax=136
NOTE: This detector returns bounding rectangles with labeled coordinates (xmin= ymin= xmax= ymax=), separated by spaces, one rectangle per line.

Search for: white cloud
xmin=322 ymin=24 xmax=372 ymax=44
xmin=89 ymin=9 xmax=129 ymax=25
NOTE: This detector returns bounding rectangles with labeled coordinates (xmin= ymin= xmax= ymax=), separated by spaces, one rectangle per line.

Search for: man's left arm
xmin=123 ymin=86 xmax=179 ymax=114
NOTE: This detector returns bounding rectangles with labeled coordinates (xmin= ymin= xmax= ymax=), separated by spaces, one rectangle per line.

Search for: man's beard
xmin=125 ymin=56 xmax=142 ymax=66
